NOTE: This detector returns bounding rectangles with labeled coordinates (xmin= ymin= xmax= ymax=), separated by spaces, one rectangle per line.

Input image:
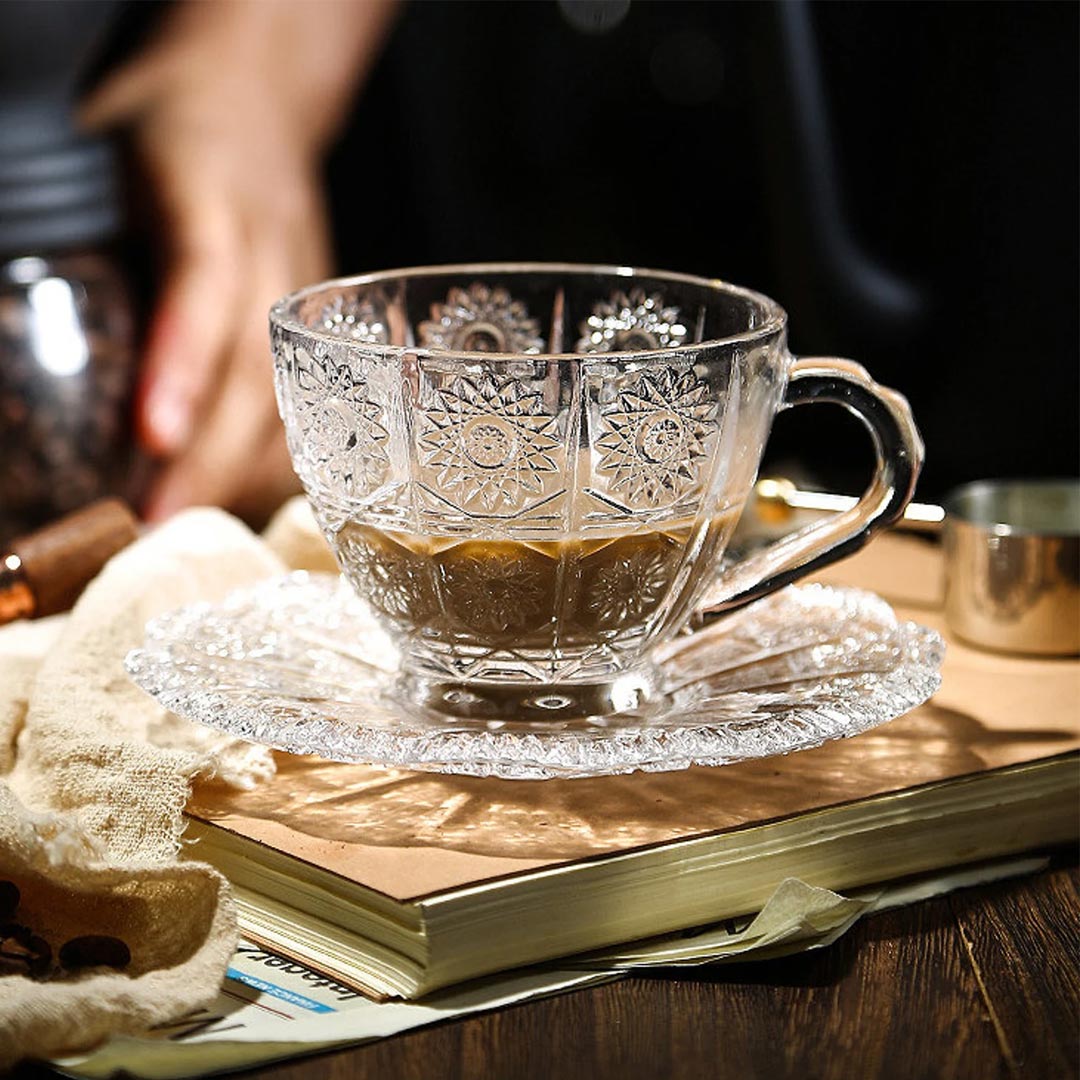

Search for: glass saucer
xmin=125 ymin=575 xmax=944 ymax=780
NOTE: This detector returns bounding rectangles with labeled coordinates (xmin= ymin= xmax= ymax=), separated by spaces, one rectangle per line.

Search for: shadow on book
xmin=188 ymin=705 xmax=1073 ymax=861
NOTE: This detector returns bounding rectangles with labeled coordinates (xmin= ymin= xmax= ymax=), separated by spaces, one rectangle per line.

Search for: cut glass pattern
xmin=317 ymin=293 xmax=389 ymax=343
xmin=419 ymin=372 xmax=561 ymax=511
xmin=440 ymin=552 xmax=548 ymax=634
xmin=596 ymin=366 xmax=716 ymax=507
xmin=286 ymin=344 xmax=389 ymax=495
xmin=126 ymin=577 xmax=944 ymax=780
xmin=335 ymin=527 xmax=437 ymax=625
xmin=419 ymin=283 xmax=545 ymax=353
xmin=586 ymin=546 xmax=676 ymax=629
xmin=577 ymin=288 xmax=688 ymax=353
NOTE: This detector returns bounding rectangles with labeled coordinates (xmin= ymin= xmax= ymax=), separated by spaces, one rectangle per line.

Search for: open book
xmin=184 ymin=535 xmax=1079 ymax=998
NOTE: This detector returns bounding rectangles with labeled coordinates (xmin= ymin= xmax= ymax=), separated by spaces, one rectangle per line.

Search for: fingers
xmin=134 ymin=130 xmax=331 ymax=520
xmin=79 ymin=54 xmax=171 ymax=131
xmin=142 ymin=350 xmax=276 ymax=522
xmin=82 ymin=57 xmax=238 ymax=463
xmin=136 ymin=200 xmax=243 ymax=455
xmin=142 ymin=308 xmax=275 ymax=520
xmin=142 ymin=234 xmax=299 ymax=522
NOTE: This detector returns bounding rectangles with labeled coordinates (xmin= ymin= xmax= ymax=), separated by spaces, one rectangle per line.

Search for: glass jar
xmin=0 ymin=247 xmax=138 ymax=544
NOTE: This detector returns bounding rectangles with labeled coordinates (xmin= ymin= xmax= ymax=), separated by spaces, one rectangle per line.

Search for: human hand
xmin=80 ymin=0 xmax=397 ymax=524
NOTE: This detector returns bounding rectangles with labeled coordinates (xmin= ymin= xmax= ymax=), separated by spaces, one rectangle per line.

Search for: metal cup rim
xmin=943 ymin=478 xmax=1080 ymax=539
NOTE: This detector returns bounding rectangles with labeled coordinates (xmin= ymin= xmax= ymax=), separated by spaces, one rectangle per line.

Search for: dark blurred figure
xmin=330 ymin=0 xmax=1078 ymax=500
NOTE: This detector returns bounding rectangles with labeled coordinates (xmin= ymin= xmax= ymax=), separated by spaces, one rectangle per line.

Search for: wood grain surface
xmin=14 ymin=850 xmax=1077 ymax=1080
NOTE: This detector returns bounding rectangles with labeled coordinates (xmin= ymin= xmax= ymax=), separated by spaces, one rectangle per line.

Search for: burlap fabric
xmin=0 ymin=507 xmax=321 ymax=1066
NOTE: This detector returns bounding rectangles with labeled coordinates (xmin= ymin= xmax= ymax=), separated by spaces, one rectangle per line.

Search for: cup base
xmin=396 ymin=665 xmax=667 ymax=723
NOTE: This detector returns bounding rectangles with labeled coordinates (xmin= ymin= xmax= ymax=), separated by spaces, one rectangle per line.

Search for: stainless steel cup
xmin=944 ymin=479 xmax=1080 ymax=655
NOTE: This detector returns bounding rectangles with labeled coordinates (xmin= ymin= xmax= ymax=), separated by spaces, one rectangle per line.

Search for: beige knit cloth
xmin=0 ymin=504 xmax=331 ymax=1066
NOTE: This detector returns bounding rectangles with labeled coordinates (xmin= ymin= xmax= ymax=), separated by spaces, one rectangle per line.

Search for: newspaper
xmin=55 ymin=855 xmax=1046 ymax=1079
xmin=54 ymin=946 xmax=617 ymax=1079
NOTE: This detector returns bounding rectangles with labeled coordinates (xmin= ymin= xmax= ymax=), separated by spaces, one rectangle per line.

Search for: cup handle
xmin=695 ymin=357 xmax=924 ymax=621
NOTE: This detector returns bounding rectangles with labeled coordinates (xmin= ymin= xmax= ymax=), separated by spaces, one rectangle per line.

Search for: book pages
xmin=56 ymin=856 xmax=1045 ymax=1079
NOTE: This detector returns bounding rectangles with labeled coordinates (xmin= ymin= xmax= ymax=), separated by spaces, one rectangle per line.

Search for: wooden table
xmin=20 ymin=850 xmax=1078 ymax=1080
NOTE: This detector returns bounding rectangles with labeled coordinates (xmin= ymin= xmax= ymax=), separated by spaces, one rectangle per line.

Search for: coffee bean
xmin=58 ymin=934 xmax=131 ymax=971
xmin=0 ymin=881 xmax=19 ymax=921
xmin=0 ymin=921 xmax=51 ymax=979
xmin=0 ymin=921 xmax=32 ymax=950
xmin=0 ymin=256 xmax=138 ymax=544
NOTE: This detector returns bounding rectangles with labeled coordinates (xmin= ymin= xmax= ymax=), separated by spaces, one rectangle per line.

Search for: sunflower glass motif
xmin=419 ymin=283 xmax=545 ymax=353
xmin=318 ymin=292 xmax=390 ymax=344
xmin=334 ymin=526 xmax=438 ymax=627
xmin=585 ymin=544 xmax=677 ymax=629
xmin=595 ymin=366 xmax=717 ymax=508
xmin=577 ymin=288 xmax=688 ymax=353
xmin=287 ymin=343 xmax=389 ymax=496
xmin=418 ymin=371 xmax=561 ymax=511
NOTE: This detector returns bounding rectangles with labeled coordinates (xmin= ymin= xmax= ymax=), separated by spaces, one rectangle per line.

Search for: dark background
xmin=325 ymin=0 xmax=1078 ymax=501
xmin=103 ymin=0 xmax=1079 ymax=503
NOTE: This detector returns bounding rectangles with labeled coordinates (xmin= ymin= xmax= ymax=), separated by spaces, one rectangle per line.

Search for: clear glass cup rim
xmin=269 ymin=261 xmax=788 ymax=361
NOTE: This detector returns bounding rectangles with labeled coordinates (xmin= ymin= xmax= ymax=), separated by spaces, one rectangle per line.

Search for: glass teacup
xmin=271 ymin=264 xmax=922 ymax=722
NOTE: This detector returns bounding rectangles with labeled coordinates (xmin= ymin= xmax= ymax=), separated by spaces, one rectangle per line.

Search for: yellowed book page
xmin=185 ymin=535 xmax=1080 ymax=902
